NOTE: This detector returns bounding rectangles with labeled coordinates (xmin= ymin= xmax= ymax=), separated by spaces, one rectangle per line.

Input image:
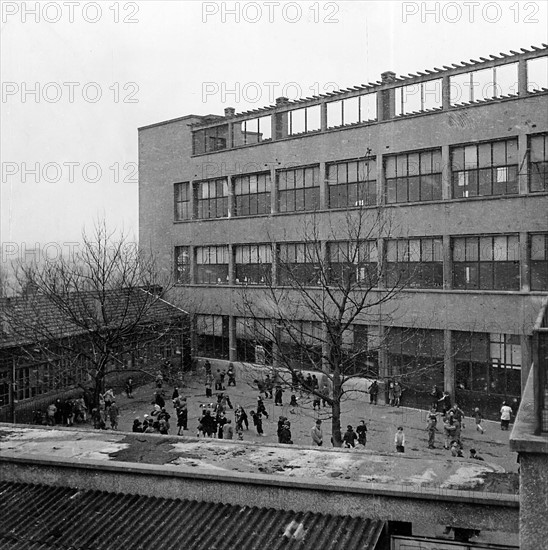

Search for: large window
xmin=278 ymin=242 xmax=320 ymax=285
xmin=278 ymin=320 xmax=323 ymax=371
xmin=278 ymin=166 xmax=320 ymax=213
xmin=452 ymin=235 xmax=520 ymax=290
xmin=450 ymin=63 xmax=518 ymax=104
xmin=451 ymin=139 xmax=519 ymax=198
xmin=395 ymin=79 xmax=442 ymax=115
xmin=328 ymin=240 xmax=378 ymax=286
xmin=326 ymin=93 xmax=377 ymax=128
xmin=529 ymin=133 xmax=548 ymax=192
xmin=288 ymin=105 xmax=321 ymax=135
xmin=175 ymin=246 xmax=191 ymax=284
xmin=454 ymin=331 xmax=521 ymax=397
xmin=196 ymin=246 xmax=229 ymax=285
xmin=234 ymin=173 xmax=271 ymax=216
xmin=327 ymin=158 xmax=377 ymax=208
xmin=387 ymin=327 xmax=444 ymax=387
xmin=196 ymin=178 xmax=228 ymax=219
xmin=531 ymin=233 xmax=548 ymax=291
xmin=386 ymin=238 xmax=443 ymax=289
xmin=234 ymin=116 xmax=272 ymax=145
xmin=196 ymin=315 xmax=229 ymax=360
xmin=174 ymin=182 xmax=191 ymax=221
xmin=235 ymin=318 xmax=273 ymax=364
xmin=385 ymin=150 xmax=442 ymax=204
xmin=192 ymin=124 xmax=228 ymax=155
xmin=235 ymin=244 xmax=272 ymax=285
xmin=339 ymin=324 xmax=379 ymax=377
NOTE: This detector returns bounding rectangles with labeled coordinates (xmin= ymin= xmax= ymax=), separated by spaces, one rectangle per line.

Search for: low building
xmin=0 ymin=288 xmax=191 ymax=423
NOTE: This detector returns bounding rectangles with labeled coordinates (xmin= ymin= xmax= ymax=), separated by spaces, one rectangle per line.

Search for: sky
xmin=1 ymin=0 xmax=547 ymax=263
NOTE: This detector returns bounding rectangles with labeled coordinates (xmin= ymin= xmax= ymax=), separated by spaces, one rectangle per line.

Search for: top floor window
xmin=529 ymin=133 xmax=548 ymax=192
xmin=233 ymin=116 xmax=272 ymax=146
xmin=395 ymin=79 xmax=442 ymax=115
xmin=326 ymin=93 xmax=377 ymax=128
xmin=385 ymin=149 xmax=442 ymax=204
xmin=234 ymin=173 xmax=271 ymax=216
xmin=527 ymin=56 xmax=548 ymax=93
xmin=196 ymin=178 xmax=228 ymax=219
xmin=288 ymin=105 xmax=321 ymax=135
xmin=451 ymin=139 xmax=519 ymax=198
xmin=327 ymin=157 xmax=377 ymax=209
xmin=192 ymin=124 xmax=228 ymax=155
xmin=278 ymin=166 xmax=320 ymax=213
xmin=174 ymin=182 xmax=191 ymax=221
xmin=450 ymin=63 xmax=518 ymax=105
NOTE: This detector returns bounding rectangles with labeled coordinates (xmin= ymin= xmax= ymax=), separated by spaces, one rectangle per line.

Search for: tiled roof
xmin=0 ymin=481 xmax=385 ymax=550
xmin=0 ymin=289 xmax=187 ymax=349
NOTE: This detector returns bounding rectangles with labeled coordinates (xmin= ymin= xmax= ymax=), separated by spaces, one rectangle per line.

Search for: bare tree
xmin=2 ymin=221 xmax=189 ymax=409
xmin=238 ymin=200 xmax=410 ymax=447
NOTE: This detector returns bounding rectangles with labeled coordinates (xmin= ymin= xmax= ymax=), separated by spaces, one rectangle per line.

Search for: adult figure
xmin=500 ymin=401 xmax=513 ymax=430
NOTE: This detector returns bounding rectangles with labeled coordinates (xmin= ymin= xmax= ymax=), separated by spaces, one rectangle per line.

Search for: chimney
xmin=276 ymin=97 xmax=290 ymax=106
xmin=381 ymin=71 xmax=396 ymax=84
xmin=224 ymin=107 xmax=235 ymax=118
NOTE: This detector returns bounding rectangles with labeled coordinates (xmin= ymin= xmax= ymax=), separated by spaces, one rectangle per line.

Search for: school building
xmin=138 ymin=44 xmax=548 ymax=419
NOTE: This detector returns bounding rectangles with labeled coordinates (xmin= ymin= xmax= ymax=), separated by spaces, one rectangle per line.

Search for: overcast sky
xmin=1 ymin=0 xmax=547 ymax=258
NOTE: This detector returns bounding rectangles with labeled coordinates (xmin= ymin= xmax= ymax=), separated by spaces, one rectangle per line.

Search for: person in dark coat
xmin=250 ymin=411 xmax=263 ymax=435
xmin=343 ymin=425 xmax=358 ymax=448
xmin=279 ymin=420 xmax=293 ymax=444
xmin=368 ymin=381 xmax=379 ymax=405
xmin=356 ymin=420 xmax=368 ymax=447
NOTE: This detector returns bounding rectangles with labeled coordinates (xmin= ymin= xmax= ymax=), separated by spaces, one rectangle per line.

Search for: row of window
xmin=191 ymin=56 xmax=548 ymax=155
xmin=177 ymin=135 xmax=548 ymax=220
xmin=175 ymin=233 xmax=548 ymax=291
xmin=194 ymin=315 xmax=521 ymax=398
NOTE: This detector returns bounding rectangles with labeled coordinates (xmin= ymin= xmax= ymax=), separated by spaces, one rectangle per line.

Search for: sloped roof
xmin=0 ymin=481 xmax=385 ymax=550
xmin=0 ymin=288 xmax=188 ymax=349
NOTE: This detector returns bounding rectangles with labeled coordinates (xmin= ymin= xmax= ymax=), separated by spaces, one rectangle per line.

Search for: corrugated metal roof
xmin=0 ymin=481 xmax=385 ymax=550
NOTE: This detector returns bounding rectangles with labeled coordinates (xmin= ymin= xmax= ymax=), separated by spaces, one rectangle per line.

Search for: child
xmin=250 ymin=410 xmax=264 ymax=435
xmin=450 ymin=440 xmax=463 ymax=457
xmin=395 ymin=426 xmax=405 ymax=453
xmin=356 ymin=420 xmax=368 ymax=447
xmin=289 ymin=394 xmax=299 ymax=414
xmin=343 ymin=425 xmax=358 ymax=448
xmin=473 ymin=407 xmax=485 ymax=434
xmin=469 ymin=448 xmax=484 ymax=461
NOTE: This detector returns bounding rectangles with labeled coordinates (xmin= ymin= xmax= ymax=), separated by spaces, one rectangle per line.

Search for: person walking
xmin=125 ymin=378 xmax=134 ymax=399
xmin=473 ymin=407 xmax=485 ymax=434
xmin=311 ymin=419 xmax=323 ymax=446
xmin=356 ymin=420 xmax=368 ymax=447
xmin=368 ymin=380 xmax=379 ymax=405
xmin=108 ymin=401 xmax=120 ymax=430
xmin=394 ymin=426 xmax=405 ymax=453
xmin=250 ymin=411 xmax=264 ymax=436
xmin=443 ymin=413 xmax=457 ymax=449
xmin=257 ymin=395 xmax=269 ymax=418
xmin=393 ymin=382 xmax=403 ymax=407
xmin=500 ymin=401 xmax=513 ymax=430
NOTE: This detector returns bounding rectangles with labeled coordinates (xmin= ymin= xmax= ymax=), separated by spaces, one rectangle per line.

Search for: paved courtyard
xmin=105 ymin=373 xmax=517 ymax=474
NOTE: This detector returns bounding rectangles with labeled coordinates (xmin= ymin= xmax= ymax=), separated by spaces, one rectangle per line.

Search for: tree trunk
xmin=331 ymin=365 xmax=343 ymax=447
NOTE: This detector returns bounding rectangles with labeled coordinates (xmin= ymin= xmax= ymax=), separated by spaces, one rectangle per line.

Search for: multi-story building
xmin=139 ymin=45 xmax=548 ymax=418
